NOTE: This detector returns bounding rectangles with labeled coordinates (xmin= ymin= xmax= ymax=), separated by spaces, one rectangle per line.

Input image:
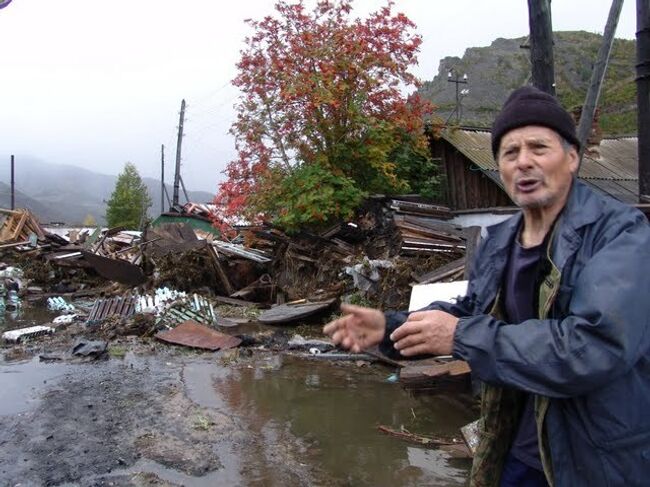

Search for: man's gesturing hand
xmin=322 ymin=304 xmax=386 ymax=353
xmin=390 ymin=310 xmax=458 ymax=357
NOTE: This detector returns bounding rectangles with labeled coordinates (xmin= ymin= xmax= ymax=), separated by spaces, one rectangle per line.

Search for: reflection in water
xmin=0 ymin=303 xmax=57 ymax=331
xmin=209 ymin=354 xmax=474 ymax=486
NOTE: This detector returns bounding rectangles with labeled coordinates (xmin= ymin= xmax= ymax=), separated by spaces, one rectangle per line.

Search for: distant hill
xmin=0 ymin=182 xmax=69 ymax=223
xmin=418 ymin=31 xmax=637 ymax=135
xmin=0 ymin=156 xmax=214 ymax=226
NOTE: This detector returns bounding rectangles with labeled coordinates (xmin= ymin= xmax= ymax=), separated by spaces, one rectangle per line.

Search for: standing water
xmin=185 ymin=354 xmax=474 ymax=486
xmin=1 ymin=305 xmax=475 ymax=486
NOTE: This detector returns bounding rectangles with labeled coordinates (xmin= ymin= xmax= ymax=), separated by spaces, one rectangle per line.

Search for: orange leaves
xmin=215 ymin=0 xmax=437 ymax=228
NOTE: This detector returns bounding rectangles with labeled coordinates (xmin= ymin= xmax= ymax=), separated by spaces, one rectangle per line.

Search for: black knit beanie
xmin=491 ymin=86 xmax=580 ymax=157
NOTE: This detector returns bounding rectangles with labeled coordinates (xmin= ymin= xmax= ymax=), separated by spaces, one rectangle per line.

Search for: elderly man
xmin=324 ymin=86 xmax=650 ymax=486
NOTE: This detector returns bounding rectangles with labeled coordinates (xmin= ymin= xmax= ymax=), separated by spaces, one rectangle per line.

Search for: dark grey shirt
xmin=504 ymin=238 xmax=545 ymax=471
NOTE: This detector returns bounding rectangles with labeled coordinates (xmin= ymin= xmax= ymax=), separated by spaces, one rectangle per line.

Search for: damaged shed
xmin=430 ymin=127 xmax=649 ymax=217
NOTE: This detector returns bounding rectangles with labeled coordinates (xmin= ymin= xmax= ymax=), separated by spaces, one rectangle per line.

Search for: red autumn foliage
xmin=213 ymin=0 xmax=433 ymax=229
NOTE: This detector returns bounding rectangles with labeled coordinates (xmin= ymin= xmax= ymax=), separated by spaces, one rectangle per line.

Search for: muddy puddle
xmin=0 ymin=300 xmax=58 ymax=332
xmin=1 ymin=318 xmax=474 ymax=486
xmin=182 ymin=354 xmax=474 ymax=486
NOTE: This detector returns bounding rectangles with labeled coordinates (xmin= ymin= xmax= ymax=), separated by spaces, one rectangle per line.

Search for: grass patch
xmin=108 ymin=345 xmax=127 ymax=359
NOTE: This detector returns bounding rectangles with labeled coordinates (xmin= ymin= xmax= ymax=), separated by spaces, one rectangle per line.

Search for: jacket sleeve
xmin=452 ymin=213 xmax=650 ymax=398
xmin=379 ymin=239 xmax=486 ymax=359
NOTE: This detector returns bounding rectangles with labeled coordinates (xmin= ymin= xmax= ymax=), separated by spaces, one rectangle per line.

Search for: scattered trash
xmin=47 ymin=296 xmax=75 ymax=312
xmin=87 ymin=295 xmax=137 ymax=324
xmin=298 ymin=352 xmax=377 ymax=362
xmin=408 ymin=280 xmax=468 ymax=311
xmin=399 ymin=359 xmax=471 ymax=393
xmin=145 ymin=291 xmax=218 ymax=328
xmin=345 ymin=257 xmax=393 ymax=294
xmin=377 ymin=425 xmax=471 ymax=457
xmin=81 ymin=250 xmax=146 ymax=286
xmin=258 ymin=299 xmax=336 ymax=325
xmin=460 ymin=419 xmax=480 ymax=457
xmin=287 ymin=334 xmax=334 ymax=353
xmin=155 ymin=320 xmax=242 ymax=351
xmin=6 ymin=289 xmax=20 ymax=309
xmin=135 ymin=288 xmax=187 ymax=314
xmin=53 ymin=314 xmax=80 ymax=325
xmin=386 ymin=373 xmax=399 ymax=383
xmin=3 ymin=325 xmax=54 ymax=343
xmin=0 ymin=266 xmax=24 ymax=279
xmin=71 ymin=339 xmax=108 ymax=359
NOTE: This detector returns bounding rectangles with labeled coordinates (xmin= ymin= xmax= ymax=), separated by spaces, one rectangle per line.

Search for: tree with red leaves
xmin=215 ymin=0 xmax=438 ymax=231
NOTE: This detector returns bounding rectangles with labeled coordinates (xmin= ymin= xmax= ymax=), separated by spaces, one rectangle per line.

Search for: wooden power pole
xmin=10 ymin=154 xmax=15 ymax=210
xmin=528 ymin=0 xmax=556 ymax=95
xmin=638 ymin=0 xmax=650 ymax=202
xmin=161 ymin=144 xmax=165 ymax=214
xmin=577 ymin=0 xmax=624 ymax=168
xmin=173 ymin=99 xmax=186 ymax=208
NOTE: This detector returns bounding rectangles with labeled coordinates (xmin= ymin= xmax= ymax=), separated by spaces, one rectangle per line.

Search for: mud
xmin=0 ymin=346 xmax=474 ymax=487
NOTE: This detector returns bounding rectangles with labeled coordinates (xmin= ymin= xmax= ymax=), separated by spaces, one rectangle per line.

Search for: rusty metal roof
xmin=155 ymin=320 xmax=242 ymax=350
xmin=440 ymin=129 xmax=639 ymax=204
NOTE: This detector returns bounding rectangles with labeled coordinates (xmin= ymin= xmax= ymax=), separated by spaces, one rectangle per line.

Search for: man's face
xmin=497 ymin=125 xmax=578 ymax=211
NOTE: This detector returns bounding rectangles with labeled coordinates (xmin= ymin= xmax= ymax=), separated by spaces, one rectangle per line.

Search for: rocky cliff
xmin=418 ymin=31 xmax=636 ymax=135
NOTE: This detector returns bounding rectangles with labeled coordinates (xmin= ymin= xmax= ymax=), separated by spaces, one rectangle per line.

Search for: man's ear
xmin=568 ymin=146 xmax=579 ymax=174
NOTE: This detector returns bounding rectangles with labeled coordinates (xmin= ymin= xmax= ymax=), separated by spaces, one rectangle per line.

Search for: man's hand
xmin=390 ymin=310 xmax=458 ymax=357
xmin=323 ymin=304 xmax=386 ymax=353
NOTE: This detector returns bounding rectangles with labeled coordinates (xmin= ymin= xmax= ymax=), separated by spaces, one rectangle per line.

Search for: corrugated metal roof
xmin=441 ymin=129 xmax=639 ymax=203
xmin=442 ymin=129 xmax=497 ymax=171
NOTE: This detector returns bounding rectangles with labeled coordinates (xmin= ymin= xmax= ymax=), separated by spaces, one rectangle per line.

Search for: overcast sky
xmin=0 ymin=0 xmax=638 ymax=193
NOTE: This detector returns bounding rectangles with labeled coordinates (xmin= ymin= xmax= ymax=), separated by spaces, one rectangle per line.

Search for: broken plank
xmin=414 ymin=257 xmax=466 ymax=284
xmin=399 ymin=360 xmax=471 ymax=393
xmin=377 ymin=425 xmax=467 ymax=451
xmin=207 ymin=245 xmax=234 ymax=295
xmin=213 ymin=295 xmax=260 ymax=308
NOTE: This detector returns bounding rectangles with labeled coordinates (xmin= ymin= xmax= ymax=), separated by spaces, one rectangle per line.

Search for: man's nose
xmin=515 ymin=147 xmax=534 ymax=169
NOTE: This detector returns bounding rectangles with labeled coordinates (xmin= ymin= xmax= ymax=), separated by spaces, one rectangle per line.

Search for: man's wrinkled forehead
xmin=498 ymin=125 xmax=562 ymax=154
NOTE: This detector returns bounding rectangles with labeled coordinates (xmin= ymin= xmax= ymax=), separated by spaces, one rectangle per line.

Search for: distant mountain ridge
xmin=0 ymin=156 xmax=214 ymax=226
xmin=418 ymin=31 xmax=637 ymax=135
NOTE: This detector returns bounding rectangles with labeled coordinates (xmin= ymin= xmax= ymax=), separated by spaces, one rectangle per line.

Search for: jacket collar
xmin=558 ymin=178 xmax=603 ymax=230
xmin=483 ymin=179 xmax=602 ymax=268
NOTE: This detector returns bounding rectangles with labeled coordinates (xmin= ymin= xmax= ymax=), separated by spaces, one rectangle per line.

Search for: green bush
xmin=252 ymin=163 xmax=366 ymax=233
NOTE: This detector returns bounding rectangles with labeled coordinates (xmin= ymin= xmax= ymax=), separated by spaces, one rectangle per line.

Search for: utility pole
xmin=173 ymin=99 xmax=186 ymax=208
xmin=161 ymin=144 xmax=165 ymax=214
xmin=528 ymin=0 xmax=556 ymax=95
xmin=577 ymin=0 xmax=624 ymax=168
xmin=179 ymin=175 xmax=190 ymax=204
xmin=160 ymin=145 xmax=172 ymax=213
xmin=10 ymin=154 xmax=15 ymax=210
xmin=447 ymin=69 xmax=469 ymax=125
xmin=637 ymin=0 xmax=650 ymax=202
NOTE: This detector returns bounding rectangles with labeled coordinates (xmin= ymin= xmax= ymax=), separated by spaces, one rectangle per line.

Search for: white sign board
xmin=408 ymin=280 xmax=468 ymax=312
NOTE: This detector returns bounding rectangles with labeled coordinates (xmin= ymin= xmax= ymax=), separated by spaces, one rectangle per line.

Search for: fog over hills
xmin=0 ymin=156 xmax=214 ymax=226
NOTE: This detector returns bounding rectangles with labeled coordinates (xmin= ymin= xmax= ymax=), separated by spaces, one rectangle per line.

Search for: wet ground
xmin=1 ymin=305 xmax=475 ymax=487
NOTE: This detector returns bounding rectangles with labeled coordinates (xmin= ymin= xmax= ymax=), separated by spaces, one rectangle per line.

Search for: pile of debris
xmin=1 ymin=200 xmax=484 ymax=398
xmin=1 ymin=199 xmax=480 ymax=319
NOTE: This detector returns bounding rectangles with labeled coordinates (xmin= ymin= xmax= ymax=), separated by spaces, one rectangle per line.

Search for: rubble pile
xmin=2 ymin=200 xmax=479 ymax=303
xmin=0 ymin=200 xmax=479 ymax=351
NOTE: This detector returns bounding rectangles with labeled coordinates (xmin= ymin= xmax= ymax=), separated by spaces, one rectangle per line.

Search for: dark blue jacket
xmin=384 ymin=180 xmax=650 ymax=485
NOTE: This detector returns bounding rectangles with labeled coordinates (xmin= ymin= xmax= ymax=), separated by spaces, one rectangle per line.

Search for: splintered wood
xmin=0 ymin=209 xmax=45 ymax=244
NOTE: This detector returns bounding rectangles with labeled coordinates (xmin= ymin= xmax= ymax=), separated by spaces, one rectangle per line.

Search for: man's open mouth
xmin=516 ymin=178 xmax=542 ymax=193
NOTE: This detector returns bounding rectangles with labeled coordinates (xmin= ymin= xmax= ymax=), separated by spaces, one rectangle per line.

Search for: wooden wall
xmin=430 ymin=139 xmax=512 ymax=210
